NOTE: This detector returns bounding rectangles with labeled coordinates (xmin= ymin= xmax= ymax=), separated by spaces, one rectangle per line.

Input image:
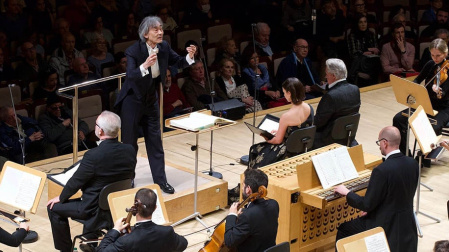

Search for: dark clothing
xmin=182 ymin=6 xmax=211 ymax=26
xmin=0 ymin=227 xmax=27 ymax=247
xmin=115 ymin=40 xmax=190 ymax=185
xmin=14 ymin=56 xmax=49 ymax=86
xmin=336 ymin=153 xmax=419 ymax=252
xmin=0 ymin=64 xmax=14 ymax=82
xmin=393 ymin=60 xmax=449 ymax=154
xmin=313 ymin=80 xmax=361 ymax=148
xmin=47 ymin=138 xmax=136 ymax=252
xmin=32 ymin=87 xmax=57 ymax=101
xmin=316 ymin=11 xmax=347 ymax=58
xmin=420 ymin=23 xmax=449 ymax=39
xmin=97 ymin=221 xmax=187 ymax=252
xmin=181 ymin=77 xmax=228 ymax=111
xmin=224 ymin=198 xmax=279 ymax=252
xmin=162 ymin=83 xmax=190 ymax=117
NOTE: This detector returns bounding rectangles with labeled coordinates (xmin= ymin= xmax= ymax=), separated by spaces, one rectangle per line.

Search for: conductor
xmin=115 ymin=16 xmax=196 ymax=194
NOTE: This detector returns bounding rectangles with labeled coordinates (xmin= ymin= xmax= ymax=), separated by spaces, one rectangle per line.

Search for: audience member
xmin=38 ymin=94 xmax=91 ymax=155
xmin=387 ymin=5 xmax=406 ymax=22
xmin=421 ymin=8 xmax=449 ymax=38
xmin=0 ymin=0 xmax=27 ymax=41
xmin=83 ymin=15 xmax=114 ymax=49
xmin=92 ymin=0 xmax=119 ymax=33
xmin=29 ymin=0 xmax=55 ymax=35
xmin=347 ymin=0 xmax=377 ymax=25
xmin=156 ymin=4 xmax=177 ymax=33
xmin=33 ymin=67 xmax=59 ymax=101
xmin=182 ymin=61 xmax=228 ymax=111
xmin=182 ymin=0 xmax=213 ymax=26
xmin=391 ymin=14 xmax=417 ymax=40
xmin=96 ymin=188 xmax=188 ymax=251
xmin=347 ymin=14 xmax=381 ymax=84
xmin=380 ymin=23 xmax=415 ymax=75
xmin=316 ymin=0 xmax=347 ymax=59
xmin=0 ymin=32 xmax=11 ymax=64
xmin=87 ymin=36 xmax=114 ymax=77
xmin=244 ymin=22 xmax=274 ymax=57
xmin=162 ymin=69 xmax=190 ymax=119
xmin=63 ymin=0 xmax=92 ymax=37
xmin=49 ymin=32 xmax=84 ymax=86
xmin=282 ymin=0 xmax=313 ymax=41
xmin=16 ymin=31 xmax=46 ymax=59
xmin=47 ymin=18 xmax=71 ymax=54
xmin=421 ymin=0 xmax=444 ymax=24
xmin=313 ymin=58 xmax=360 ymax=149
xmin=67 ymin=57 xmax=99 ymax=88
xmin=0 ymin=48 xmax=14 ymax=82
xmin=118 ymin=12 xmax=139 ymax=40
xmin=15 ymin=41 xmax=48 ymax=86
xmin=276 ymin=38 xmax=322 ymax=99
xmin=47 ymin=110 xmax=136 ymax=252
xmin=435 ymin=240 xmax=449 ymax=252
xmin=0 ymin=106 xmax=57 ymax=164
xmin=248 ymin=78 xmax=311 ymax=169
xmin=420 ymin=28 xmax=449 ymax=69
xmin=212 ymin=37 xmax=241 ymax=71
xmin=216 ymin=58 xmax=262 ymax=112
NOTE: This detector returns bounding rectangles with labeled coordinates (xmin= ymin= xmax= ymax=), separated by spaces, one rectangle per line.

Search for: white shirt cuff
xmin=186 ymin=54 xmax=195 ymax=65
xmin=140 ymin=64 xmax=149 ymax=76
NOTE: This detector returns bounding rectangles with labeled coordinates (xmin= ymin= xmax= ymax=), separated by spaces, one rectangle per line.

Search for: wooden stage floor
xmin=1 ymin=82 xmax=448 ymax=252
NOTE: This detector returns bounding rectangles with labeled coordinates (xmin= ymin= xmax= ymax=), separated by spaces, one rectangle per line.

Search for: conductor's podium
xmin=243 ymin=144 xmax=382 ymax=252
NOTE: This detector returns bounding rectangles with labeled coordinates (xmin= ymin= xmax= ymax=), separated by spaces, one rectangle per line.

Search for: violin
xmin=199 ymin=186 xmax=268 ymax=252
xmin=123 ymin=200 xmax=139 ymax=234
xmin=425 ymin=59 xmax=448 ymax=99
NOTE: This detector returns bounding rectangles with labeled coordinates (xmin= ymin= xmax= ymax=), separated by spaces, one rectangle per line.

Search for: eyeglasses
xmin=96 ymin=123 xmax=102 ymax=130
xmin=50 ymin=106 xmax=62 ymax=111
xmin=376 ymin=138 xmax=388 ymax=146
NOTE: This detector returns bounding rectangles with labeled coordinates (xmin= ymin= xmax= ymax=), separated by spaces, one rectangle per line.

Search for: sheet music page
xmin=311 ymin=147 xmax=359 ymax=189
xmin=365 ymin=232 xmax=390 ymax=252
xmin=410 ymin=109 xmax=438 ymax=154
xmin=151 ymin=189 xmax=166 ymax=225
xmin=50 ymin=163 xmax=81 ymax=186
xmin=170 ymin=112 xmax=217 ymax=131
xmin=258 ymin=119 xmax=279 ymax=133
xmin=0 ymin=167 xmax=41 ymax=211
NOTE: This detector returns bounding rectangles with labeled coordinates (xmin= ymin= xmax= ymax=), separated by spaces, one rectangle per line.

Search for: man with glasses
xmin=334 ymin=126 xmax=418 ymax=252
xmin=15 ymin=41 xmax=48 ymax=85
xmin=277 ymin=38 xmax=322 ymax=99
xmin=38 ymin=93 xmax=91 ymax=155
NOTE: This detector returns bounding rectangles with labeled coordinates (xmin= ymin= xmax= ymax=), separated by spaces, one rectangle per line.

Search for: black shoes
xmin=79 ymin=243 xmax=95 ymax=252
xmin=158 ymin=182 xmax=175 ymax=194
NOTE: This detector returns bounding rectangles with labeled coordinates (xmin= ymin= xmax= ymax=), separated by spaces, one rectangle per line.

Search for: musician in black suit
xmin=47 ymin=111 xmax=137 ymax=252
xmin=97 ymin=188 xmax=187 ymax=252
xmin=335 ymin=126 xmax=419 ymax=252
xmin=0 ymin=222 xmax=29 ymax=247
xmin=313 ymin=58 xmax=361 ymax=149
xmin=115 ymin=16 xmax=196 ymax=194
xmin=224 ymin=169 xmax=279 ymax=252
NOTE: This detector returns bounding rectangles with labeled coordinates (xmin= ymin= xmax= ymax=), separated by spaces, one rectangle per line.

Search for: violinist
xmin=97 ymin=188 xmax=187 ymax=252
xmin=224 ymin=169 xmax=279 ymax=252
xmin=393 ymin=38 xmax=449 ymax=157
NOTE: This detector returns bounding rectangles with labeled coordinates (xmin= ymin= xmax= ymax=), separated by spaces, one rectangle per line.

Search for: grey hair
xmin=254 ymin=22 xmax=270 ymax=35
xmin=325 ymin=58 xmax=347 ymax=80
xmin=0 ymin=106 xmax=12 ymax=122
xmin=435 ymin=29 xmax=449 ymax=39
xmin=138 ymin=16 xmax=163 ymax=42
xmin=97 ymin=110 xmax=121 ymax=138
xmin=429 ymin=38 xmax=448 ymax=54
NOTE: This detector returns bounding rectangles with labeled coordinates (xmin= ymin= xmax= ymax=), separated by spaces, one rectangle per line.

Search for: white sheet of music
xmin=410 ymin=108 xmax=438 ymax=154
xmin=50 ymin=163 xmax=81 ymax=186
xmin=151 ymin=189 xmax=167 ymax=225
xmin=311 ymin=147 xmax=359 ymax=189
xmin=0 ymin=166 xmax=41 ymax=211
xmin=365 ymin=232 xmax=390 ymax=252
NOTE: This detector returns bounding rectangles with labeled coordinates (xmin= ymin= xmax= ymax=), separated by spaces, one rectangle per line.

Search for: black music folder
xmin=245 ymin=122 xmax=275 ymax=140
xmin=47 ymin=160 xmax=81 ymax=187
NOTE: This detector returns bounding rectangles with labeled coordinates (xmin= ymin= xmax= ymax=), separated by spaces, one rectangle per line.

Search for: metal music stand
xmin=165 ymin=110 xmax=236 ymax=229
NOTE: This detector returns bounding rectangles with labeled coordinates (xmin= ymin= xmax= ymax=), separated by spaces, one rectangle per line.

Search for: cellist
xmin=96 ymin=188 xmax=187 ymax=252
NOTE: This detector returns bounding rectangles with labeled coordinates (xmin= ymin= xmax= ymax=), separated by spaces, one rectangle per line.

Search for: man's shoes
xmin=79 ymin=243 xmax=95 ymax=252
xmin=158 ymin=182 xmax=175 ymax=194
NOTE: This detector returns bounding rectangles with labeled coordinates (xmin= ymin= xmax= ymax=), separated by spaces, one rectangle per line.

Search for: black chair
xmin=285 ymin=125 xmax=316 ymax=157
xmin=264 ymin=241 xmax=290 ymax=252
xmin=442 ymin=121 xmax=449 ymax=137
xmin=71 ymin=178 xmax=133 ymax=251
xmin=331 ymin=113 xmax=361 ymax=147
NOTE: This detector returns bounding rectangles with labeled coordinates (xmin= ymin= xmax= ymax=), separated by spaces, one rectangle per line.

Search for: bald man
xmin=334 ymin=126 xmax=418 ymax=252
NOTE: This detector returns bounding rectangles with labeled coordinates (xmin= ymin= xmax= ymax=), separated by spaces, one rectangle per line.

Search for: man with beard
xmin=224 ymin=169 xmax=279 ymax=252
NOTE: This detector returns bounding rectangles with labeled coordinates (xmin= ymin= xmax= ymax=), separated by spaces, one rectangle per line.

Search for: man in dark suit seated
xmin=334 ymin=126 xmax=419 ymax=252
xmin=313 ymin=58 xmax=361 ymax=149
xmin=224 ymin=169 xmax=279 ymax=252
xmin=96 ymin=188 xmax=188 ymax=252
xmin=47 ymin=111 xmax=137 ymax=252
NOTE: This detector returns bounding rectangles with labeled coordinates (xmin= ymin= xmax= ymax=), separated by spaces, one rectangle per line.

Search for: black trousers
xmin=335 ymin=217 xmax=367 ymax=251
xmin=393 ymin=107 xmax=449 ymax=154
xmin=120 ymin=92 xmax=167 ymax=185
xmin=47 ymin=199 xmax=94 ymax=252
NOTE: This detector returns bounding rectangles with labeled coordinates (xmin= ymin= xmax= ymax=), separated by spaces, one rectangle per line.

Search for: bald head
xmin=379 ymin=126 xmax=401 ymax=148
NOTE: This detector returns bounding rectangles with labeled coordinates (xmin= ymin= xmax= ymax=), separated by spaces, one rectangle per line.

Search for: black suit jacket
xmin=0 ymin=227 xmax=27 ymax=247
xmin=96 ymin=221 xmax=188 ymax=252
xmin=115 ymin=40 xmax=190 ymax=107
xmin=346 ymin=152 xmax=418 ymax=252
xmin=314 ymin=80 xmax=360 ymax=147
xmin=60 ymin=138 xmax=136 ymax=230
xmin=224 ymin=198 xmax=279 ymax=252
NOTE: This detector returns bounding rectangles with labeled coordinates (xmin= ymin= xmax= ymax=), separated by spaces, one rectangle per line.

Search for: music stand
xmin=409 ymin=105 xmax=441 ymax=237
xmin=165 ymin=110 xmax=236 ymax=229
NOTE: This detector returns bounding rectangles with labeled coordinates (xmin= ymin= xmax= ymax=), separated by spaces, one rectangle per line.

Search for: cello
xmin=199 ymin=185 xmax=268 ymax=252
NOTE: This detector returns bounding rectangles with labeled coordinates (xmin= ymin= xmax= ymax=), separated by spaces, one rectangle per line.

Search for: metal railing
xmin=58 ymin=73 xmax=125 ymax=164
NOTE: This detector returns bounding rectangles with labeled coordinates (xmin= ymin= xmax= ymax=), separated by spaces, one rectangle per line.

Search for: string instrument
xmin=425 ymin=59 xmax=449 ymax=99
xmin=199 ymin=185 xmax=268 ymax=252
xmin=123 ymin=200 xmax=139 ymax=234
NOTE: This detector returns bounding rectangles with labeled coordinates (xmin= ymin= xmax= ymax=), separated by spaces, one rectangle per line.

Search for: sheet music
xmin=151 ymin=189 xmax=166 ymax=225
xmin=170 ymin=112 xmax=232 ymax=131
xmin=0 ymin=166 xmax=41 ymax=211
xmin=258 ymin=118 xmax=279 ymax=133
xmin=311 ymin=147 xmax=359 ymax=189
xmin=365 ymin=232 xmax=390 ymax=252
xmin=49 ymin=163 xmax=81 ymax=186
xmin=410 ymin=107 xmax=438 ymax=154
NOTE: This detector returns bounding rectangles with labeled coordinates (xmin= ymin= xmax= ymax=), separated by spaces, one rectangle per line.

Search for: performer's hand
xmin=186 ymin=45 xmax=197 ymax=59
xmin=78 ymin=131 xmax=85 ymax=141
xmin=19 ymin=222 xmax=29 ymax=231
xmin=143 ymin=54 xmax=158 ymax=69
xmin=334 ymin=185 xmax=350 ymax=196
xmin=432 ymin=84 xmax=443 ymax=96
xmin=113 ymin=217 xmax=129 ymax=232
xmin=229 ymin=202 xmax=242 ymax=215
xmin=47 ymin=196 xmax=60 ymax=210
